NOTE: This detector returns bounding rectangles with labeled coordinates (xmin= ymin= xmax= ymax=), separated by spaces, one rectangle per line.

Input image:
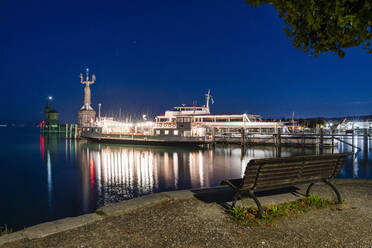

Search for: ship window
xmin=156 ymin=130 xmax=160 ymax=135
xmin=87 ymin=128 xmax=90 ymax=131
xmin=174 ymin=130 xmax=179 ymax=135
xmin=230 ymin=118 xmax=243 ymax=122
xmin=216 ymin=119 xmax=229 ymax=122
xmin=165 ymin=130 xmax=169 ymax=135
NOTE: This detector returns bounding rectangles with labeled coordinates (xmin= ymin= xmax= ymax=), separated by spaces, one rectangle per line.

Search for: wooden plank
xmin=302 ymin=165 xmax=337 ymax=172
xmin=297 ymin=175 xmax=327 ymax=183
xmin=302 ymin=161 xmax=337 ymax=167
xmin=255 ymin=178 xmax=299 ymax=189
xmin=248 ymin=153 xmax=351 ymax=165
xmin=259 ymin=159 xmax=338 ymax=170
xmin=301 ymin=170 xmax=334 ymax=178
xmin=259 ymin=170 xmax=302 ymax=177
xmin=302 ymin=165 xmax=336 ymax=171
xmin=258 ymin=170 xmax=301 ymax=179
xmin=259 ymin=166 xmax=303 ymax=174
xmin=257 ymin=174 xmax=300 ymax=183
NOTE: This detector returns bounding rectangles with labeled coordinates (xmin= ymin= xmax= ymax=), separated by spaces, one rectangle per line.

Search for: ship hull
xmin=82 ymin=133 xmax=211 ymax=147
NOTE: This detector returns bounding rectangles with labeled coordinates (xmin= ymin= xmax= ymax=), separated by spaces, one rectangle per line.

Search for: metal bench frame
xmin=221 ymin=152 xmax=353 ymax=218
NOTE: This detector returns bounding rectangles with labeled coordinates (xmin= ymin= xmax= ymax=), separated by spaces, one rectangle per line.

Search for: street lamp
xmin=98 ymin=103 xmax=102 ymax=121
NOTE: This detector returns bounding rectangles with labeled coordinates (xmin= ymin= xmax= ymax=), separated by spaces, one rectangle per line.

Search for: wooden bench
xmin=221 ymin=152 xmax=353 ymax=218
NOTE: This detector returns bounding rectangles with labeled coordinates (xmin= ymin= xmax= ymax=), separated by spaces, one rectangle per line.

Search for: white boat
xmin=154 ymin=90 xmax=286 ymax=137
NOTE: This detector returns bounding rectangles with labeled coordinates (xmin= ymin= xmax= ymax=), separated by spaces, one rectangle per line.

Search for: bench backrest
xmin=241 ymin=152 xmax=352 ymax=191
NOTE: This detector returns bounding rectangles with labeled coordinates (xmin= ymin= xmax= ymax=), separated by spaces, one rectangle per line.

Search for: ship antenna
xmin=205 ymin=90 xmax=210 ymax=109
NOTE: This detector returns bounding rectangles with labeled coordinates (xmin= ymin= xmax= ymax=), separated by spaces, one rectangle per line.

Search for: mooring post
xmin=301 ymin=130 xmax=304 ymax=146
xmin=277 ymin=146 xmax=282 ymax=158
xmin=241 ymin=128 xmax=245 ymax=147
xmin=65 ymin=124 xmax=68 ymax=139
xmin=320 ymin=128 xmax=324 ymax=154
xmin=211 ymin=128 xmax=216 ymax=147
xmin=331 ymin=129 xmax=335 ymax=154
xmin=277 ymin=127 xmax=281 ymax=147
xmin=364 ymin=128 xmax=368 ymax=150
xmin=69 ymin=124 xmax=72 ymax=139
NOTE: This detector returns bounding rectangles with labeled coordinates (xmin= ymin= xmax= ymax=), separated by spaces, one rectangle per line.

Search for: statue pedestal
xmin=78 ymin=109 xmax=96 ymax=127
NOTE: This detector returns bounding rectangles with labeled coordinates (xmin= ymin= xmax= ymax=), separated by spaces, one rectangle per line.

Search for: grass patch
xmin=0 ymin=225 xmax=12 ymax=236
xmin=229 ymin=195 xmax=338 ymax=226
xmin=95 ymin=210 xmax=106 ymax=216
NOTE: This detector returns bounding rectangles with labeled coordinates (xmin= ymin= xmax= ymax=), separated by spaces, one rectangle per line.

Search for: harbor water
xmin=0 ymin=127 xmax=371 ymax=231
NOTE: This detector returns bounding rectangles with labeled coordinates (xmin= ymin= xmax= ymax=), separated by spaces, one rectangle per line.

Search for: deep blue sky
xmin=1 ymin=0 xmax=371 ymax=123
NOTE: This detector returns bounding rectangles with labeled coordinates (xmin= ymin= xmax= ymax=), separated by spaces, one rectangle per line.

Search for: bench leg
xmin=306 ymin=181 xmax=342 ymax=204
xmin=248 ymin=190 xmax=263 ymax=219
xmin=305 ymin=183 xmax=315 ymax=197
xmin=232 ymin=191 xmax=241 ymax=208
xmin=324 ymin=180 xmax=342 ymax=204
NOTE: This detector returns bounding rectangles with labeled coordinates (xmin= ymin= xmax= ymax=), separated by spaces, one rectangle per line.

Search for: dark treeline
xmin=297 ymin=118 xmax=327 ymax=128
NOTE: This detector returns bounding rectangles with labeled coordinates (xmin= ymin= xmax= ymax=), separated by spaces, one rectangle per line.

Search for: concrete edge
xmin=0 ymin=190 xmax=198 ymax=246
xmin=96 ymin=190 xmax=197 ymax=216
xmin=0 ymin=232 xmax=26 ymax=247
xmin=0 ymin=213 xmax=104 ymax=246
xmin=334 ymin=178 xmax=372 ymax=184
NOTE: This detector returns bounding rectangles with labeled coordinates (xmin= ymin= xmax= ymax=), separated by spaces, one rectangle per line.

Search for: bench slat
xmin=248 ymin=153 xmax=350 ymax=165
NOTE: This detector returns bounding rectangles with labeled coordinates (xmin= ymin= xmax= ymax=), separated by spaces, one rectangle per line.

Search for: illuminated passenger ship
xmin=154 ymin=90 xmax=284 ymax=137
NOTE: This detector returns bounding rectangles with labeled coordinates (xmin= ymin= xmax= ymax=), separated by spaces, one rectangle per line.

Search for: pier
xmin=211 ymin=127 xmax=371 ymax=151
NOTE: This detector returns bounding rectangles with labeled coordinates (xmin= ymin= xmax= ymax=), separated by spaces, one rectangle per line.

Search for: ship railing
xmin=154 ymin=123 xmax=177 ymax=128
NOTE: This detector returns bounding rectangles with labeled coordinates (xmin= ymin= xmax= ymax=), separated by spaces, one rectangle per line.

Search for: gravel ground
xmin=2 ymin=180 xmax=372 ymax=248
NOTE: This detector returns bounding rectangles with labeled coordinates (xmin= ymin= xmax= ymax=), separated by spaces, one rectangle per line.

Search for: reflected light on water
xmin=40 ymin=134 xmax=359 ymax=215
xmin=47 ymin=151 xmax=52 ymax=208
xmin=77 ymin=144 xmax=247 ymax=205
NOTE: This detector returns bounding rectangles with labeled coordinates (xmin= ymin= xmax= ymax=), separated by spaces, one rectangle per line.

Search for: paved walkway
xmin=1 ymin=179 xmax=372 ymax=248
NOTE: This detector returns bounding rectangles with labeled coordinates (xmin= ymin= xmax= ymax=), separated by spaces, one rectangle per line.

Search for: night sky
xmin=1 ymin=1 xmax=371 ymax=123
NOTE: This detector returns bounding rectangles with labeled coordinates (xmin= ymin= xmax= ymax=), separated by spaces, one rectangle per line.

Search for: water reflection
xmin=39 ymin=133 xmax=372 ymax=216
xmin=76 ymin=142 xmax=335 ymax=207
xmin=337 ymin=135 xmax=372 ymax=179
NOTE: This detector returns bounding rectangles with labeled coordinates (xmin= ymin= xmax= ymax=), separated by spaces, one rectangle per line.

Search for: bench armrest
xmin=221 ymin=178 xmax=243 ymax=190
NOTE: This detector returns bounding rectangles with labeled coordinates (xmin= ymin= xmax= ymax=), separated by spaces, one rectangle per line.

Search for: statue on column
xmin=80 ymin=68 xmax=96 ymax=110
xmin=78 ymin=68 xmax=96 ymax=126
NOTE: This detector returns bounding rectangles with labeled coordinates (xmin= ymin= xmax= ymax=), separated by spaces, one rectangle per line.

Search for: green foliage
xmin=304 ymin=195 xmax=331 ymax=208
xmin=298 ymin=118 xmax=326 ymax=128
xmin=0 ymin=225 xmax=12 ymax=236
xmin=245 ymin=0 xmax=372 ymax=57
xmin=95 ymin=210 xmax=106 ymax=216
xmin=229 ymin=195 xmax=335 ymax=225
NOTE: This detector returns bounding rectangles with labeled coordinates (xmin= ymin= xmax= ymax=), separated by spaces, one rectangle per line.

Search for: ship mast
xmin=205 ymin=90 xmax=211 ymax=110
xmin=205 ymin=90 xmax=214 ymax=113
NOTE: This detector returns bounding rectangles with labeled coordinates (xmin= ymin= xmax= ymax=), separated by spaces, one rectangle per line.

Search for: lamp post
xmin=98 ymin=103 xmax=102 ymax=121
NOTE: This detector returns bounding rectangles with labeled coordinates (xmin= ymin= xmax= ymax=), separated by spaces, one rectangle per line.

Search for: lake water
xmin=0 ymin=127 xmax=371 ymax=231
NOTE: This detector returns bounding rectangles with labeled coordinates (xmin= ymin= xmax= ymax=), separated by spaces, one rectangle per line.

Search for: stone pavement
xmin=1 ymin=179 xmax=372 ymax=248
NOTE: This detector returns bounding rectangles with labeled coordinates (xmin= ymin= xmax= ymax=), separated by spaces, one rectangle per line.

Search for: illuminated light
xmin=47 ymin=151 xmax=52 ymax=207
xmin=48 ymin=96 xmax=53 ymax=100
xmin=40 ymin=135 xmax=45 ymax=162
xmin=90 ymin=157 xmax=95 ymax=187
